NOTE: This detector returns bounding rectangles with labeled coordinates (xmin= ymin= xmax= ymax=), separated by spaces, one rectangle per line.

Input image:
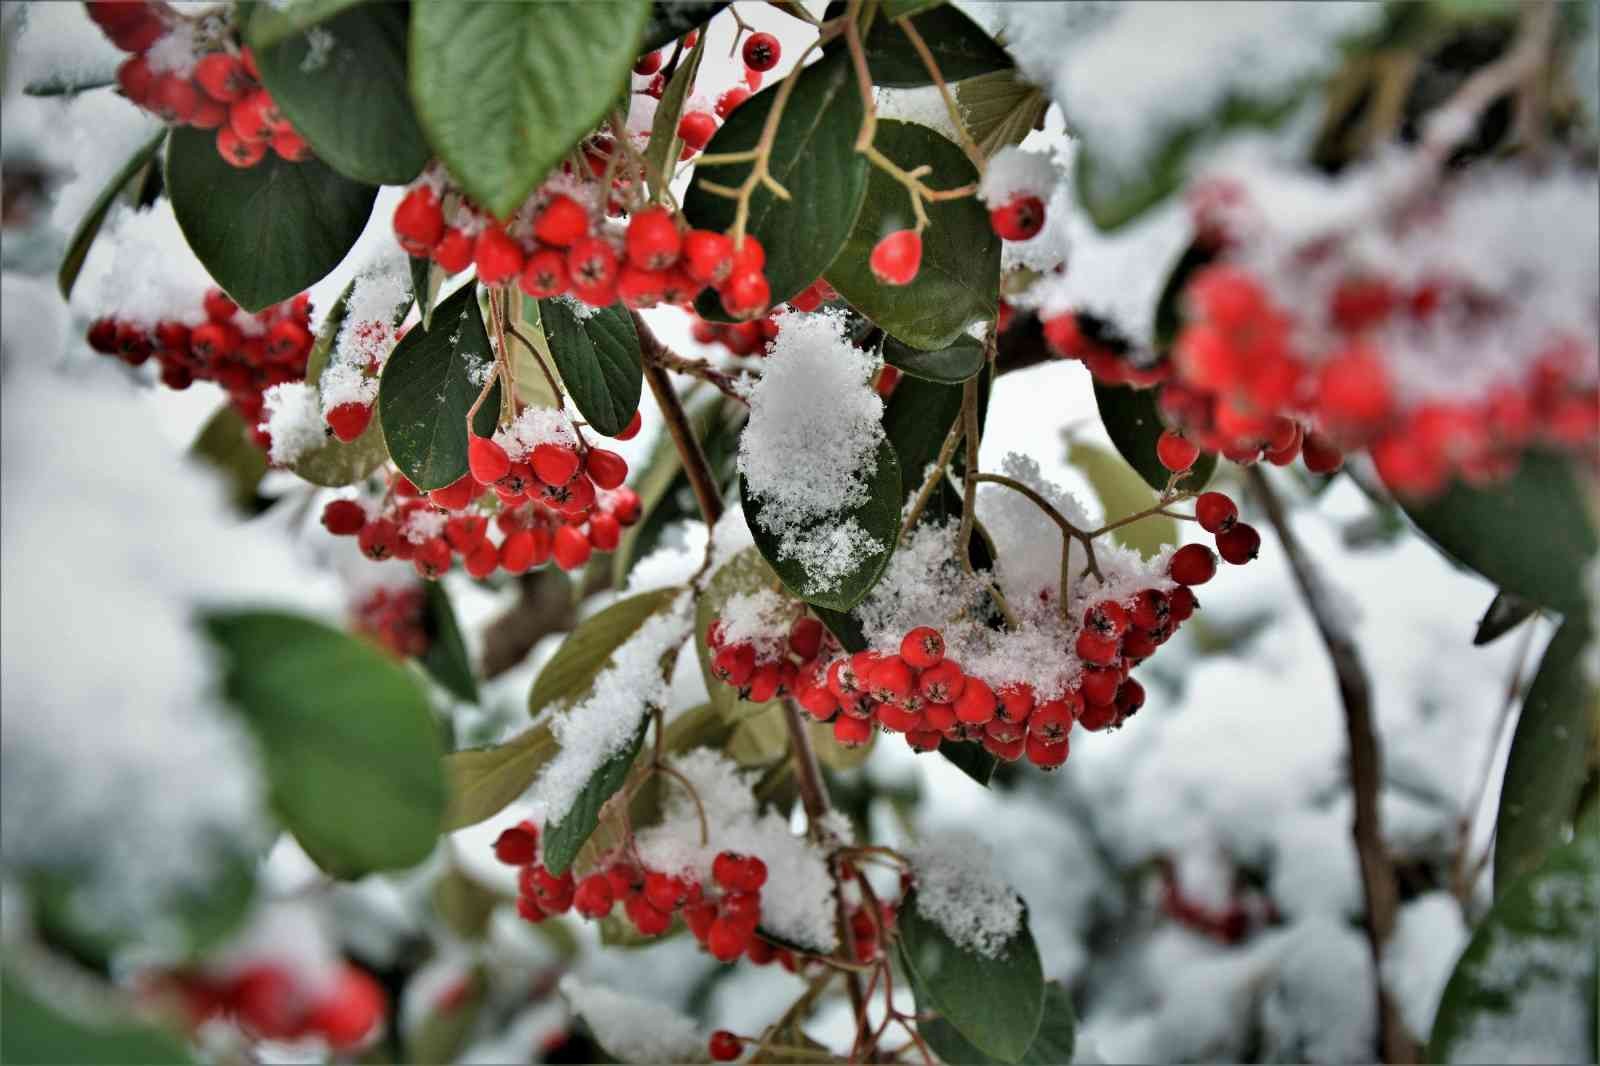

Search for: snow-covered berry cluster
xmin=87 ymin=287 xmax=313 ymax=446
xmin=90 ymin=1 xmax=310 ymax=168
xmin=152 ymin=961 xmax=385 ymax=1051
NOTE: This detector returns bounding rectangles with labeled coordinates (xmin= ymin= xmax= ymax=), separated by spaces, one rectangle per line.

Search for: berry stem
xmin=896 ymin=16 xmax=985 ymax=173
xmin=899 ymin=417 xmax=965 ymax=537
xmin=970 ymin=471 xmax=1099 ymax=618
xmin=725 ymin=3 xmax=755 ymax=57
xmin=503 ymin=320 xmax=567 ymax=411
xmin=1246 ymin=465 xmax=1417 ymax=1065
xmin=635 ymin=312 xmax=728 ymax=530
xmin=642 ymin=343 xmax=750 ymax=404
xmin=958 ymin=377 xmax=1020 ymax=628
xmin=1084 ymin=489 xmax=1196 ymax=539
xmin=486 ymin=288 xmax=517 ymax=425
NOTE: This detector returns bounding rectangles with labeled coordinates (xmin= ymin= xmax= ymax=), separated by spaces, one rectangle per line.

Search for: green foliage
xmin=538 ymin=299 xmax=642 ymax=438
xmin=645 ymin=32 xmax=707 ymax=198
xmin=882 ymin=334 xmax=987 ymax=383
xmin=409 ymin=1 xmax=650 ymax=218
xmin=248 ymin=2 xmax=428 ymax=186
xmin=897 ymin=892 xmax=1046 ymax=1062
xmin=410 ymin=254 xmax=443 ymax=331
xmin=378 ymin=281 xmax=501 ymax=491
xmin=528 ymin=587 xmax=683 ymax=717
xmin=826 ymin=121 xmax=999 ymax=351
xmin=188 ymin=404 xmax=268 ymax=514
xmin=843 ymin=3 xmax=1012 ymax=88
xmin=1 ymin=966 xmax=194 ymax=1065
xmin=685 ymin=49 xmax=869 ymax=313
xmin=956 ymin=70 xmax=1049 ymax=158
xmin=58 ymin=130 xmax=164 ymax=300
xmin=443 ymin=724 xmax=556 ymax=831
xmin=165 ymin=126 xmax=376 ymax=312
xmin=920 ymin=980 xmax=1077 ymax=1065
xmin=694 ymin=548 xmax=789 ymax=724
xmin=938 ymin=739 xmax=996 ymax=787
xmin=742 ymin=439 xmax=902 ymax=611
xmin=543 ymin=720 xmax=649 ymax=875
xmin=243 ymin=0 xmax=368 ymax=49
xmin=205 ymin=610 xmax=446 ymax=879
xmin=293 ymin=281 xmax=388 ymax=487
xmin=1093 ymin=380 xmax=1217 ymax=493
xmin=420 ymin=581 xmax=479 ymax=704
xmin=640 ymin=1 xmax=728 ymax=52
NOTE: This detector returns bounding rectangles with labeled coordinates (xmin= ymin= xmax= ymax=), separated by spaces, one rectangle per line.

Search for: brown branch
xmin=634 ymin=312 xmax=726 ymax=527
xmin=643 ymin=343 xmax=750 ymax=403
xmin=1247 ymin=466 xmax=1418 ymax=1064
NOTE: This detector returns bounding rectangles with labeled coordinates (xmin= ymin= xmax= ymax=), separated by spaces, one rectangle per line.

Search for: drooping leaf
xmin=645 ymin=31 xmax=706 ymax=199
xmin=243 ymin=0 xmax=369 ymax=48
xmin=528 ymin=587 xmax=683 ymax=717
xmin=205 ymin=610 xmax=446 ymax=878
xmin=939 ymin=739 xmax=996 ymax=787
xmin=742 ymin=439 xmax=902 ymax=612
xmin=410 ymin=255 xmax=443 ymax=331
xmin=825 ymin=121 xmax=999 ymax=351
xmin=510 ymin=292 xmax=564 ymax=410
xmin=1402 ymin=451 xmax=1598 ymax=619
xmin=165 ymin=126 xmax=376 ymax=312
xmin=293 ymin=281 xmax=388 ymax=487
xmin=409 ymin=1 xmax=650 ymax=218
xmin=420 ymin=581 xmax=479 ymax=704
xmin=956 ymin=70 xmax=1049 ymax=159
xmin=189 ymin=404 xmax=268 ymax=514
xmin=1 ymin=966 xmax=194 ymax=1065
xmin=59 ymin=129 xmax=164 ymax=300
xmin=883 ymin=333 xmax=986 ymax=384
xmin=443 ymin=724 xmax=557 ymax=832
xmin=695 ymin=548 xmax=788 ymax=724
xmin=640 ymin=1 xmax=728 ymax=53
xmin=1494 ymin=619 xmax=1597 ymax=896
xmin=1473 ymin=590 xmax=1537 ymax=646
xmin=920 ymin=980 xmax=1077 ymax=1065
xmin=1093 ymin=380 xmax=1217 ymax=492
xmin=248 ymin=2 xmax=428 ymax=185
xmin=684 ymin=49 xmax=869 ymax=314
xmin=1427 ymin=826 xmax=1598 ymax=1063
xmin=897 ymin=891 xmax=1045 ymax=1063
xmin=538 ymin=299 xmax=641 ymax=437
xmin=542 ymin=720 xmax=649 ymax=875
xmin=1067 ymin=441 xmax=1179 ymax=559
xmin=378 ymin=281 xmax=501 ymax=491
xmin=828 ymin=2 xmax=1012 ymax=88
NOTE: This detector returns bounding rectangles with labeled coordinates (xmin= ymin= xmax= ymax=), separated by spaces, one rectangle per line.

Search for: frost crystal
xmin=261 ymin=382 xmax=327 ymax=466
xmin=909 ymin=832 xmax=1024 ymax=958
xmin=559 ymin=977 xmax=703 ymax=1064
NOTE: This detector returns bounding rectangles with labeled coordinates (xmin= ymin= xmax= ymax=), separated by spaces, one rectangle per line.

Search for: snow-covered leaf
xmin=1427 ymin=823 xmax=1598 ymax=1063
xmin=1494 ymin=619 xmax=1597 ymax=896
xmin=205 ymin=610 xmax=446 ymax=878
xmin=538 ymin=298 xmax=641 ymax=438
xmin=920 ymin=980 xmax=1076 ymax=1066
xmin=294 ymin=282 xmax=387 ymax=487
xmin=378 ymin=281 xmax=501 ymax=491
xmin=420 ymin=581 xmax=478 ymax=705
xmin=165 ymin=126 xmax=376 ymax=312
xmin=686 ymin=49 xmax=869 ymax=316
xmin=543 ymin=719 xmax=648 ymax=875
xmin=409 ymin=1 xmax=650 ymax=218
xmin=442 ymin=724 xmax=557 ymax=832
xmin=23 ymin=70 xmax=115 ymax=98
xmin=826 ymin=121 xmax=999 ymax=351
xmin=529 ymin=587 xmax=683 ymax=717
xmin=1094 ymin=380 xmax=1216 ymax=493
xmin=882 ymin=333 xmax=985 ymax=383
xmin=1067 ymin=441 xmax=1178 ymax=559
xmin=695 ymin=548 xmax=788 ymax=724
xmin=897 ymin=889 xmax=1045 ymax=1063
xmin=58 ymin=129 xmax=164 ymax=301
xmin=248 ymin=2 xmax=428 ymax=186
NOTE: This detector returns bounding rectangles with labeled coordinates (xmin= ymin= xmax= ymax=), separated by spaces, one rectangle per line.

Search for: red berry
xmin=1168 ymin=543 xmax=1217 ymax=586
xmin=989 ymin=195 xmax=1045 ymax=241
xmin=683 ymin=230 xmax=735 ymax=285
xmin=1078 ymin=700 xmax=1118 ymax=732
xmin=445 ymin=515 xmax=489 ymax=554
xmin=1302 ymin=431 xmax=1344 ymax=474
xmin=614 ymin=409 xmax=643 ymax=441
xmin=1193 ymin=491 xmax=1237 ymax=534
xmin=1026 ymin=734 xmax=1069 ymax=769
xmin=553 ymin=524 xmax=592 ymax=570
xmin=216 ymin=126 xmax=266 ymax=168
xmin=567 ymin=236 xmax=619 ymax=291
xmin=87 ymin=317 xmax=120 ymax=354
xmin=900 ymin=625 xmax=944 ymax=669
xmin=869 ymin=230 xmax=921 ymax=286
xmin=833 ymin=714 xmax=873 ymax=747
xmin=232 ymin=966 xmax=302 ymax=1040
xmin=493 ymin=820 xmax=540 ymax=864
xmin=1318 ymin=342 xmax=1393 ymax=429
xmin=1156 ymin=429 xmax=1199 ymax=472
xmin=531 ymin=442 xmax=580 ymax=486
xmin=535 ymin=194 xmax=590 ymax=247
xmin=720 ymin=269 xmax=770 ymax=321
xmin=474 ymin=225 xmax=524 ymax=286
xmin=996 ymin=682 xmax=1036 ymax=724
xmin=742 ymin=32 xmax=781 ymax=71
xmin=271 ymin=127 xmax=310 ymax=161
xmin=357 ymin=519 xmax=399 ymax=560
xmin=625 ymin=206 xmax=682 ymax=270
xmin=869 ymin=655 xmax=914 ymax=703
xmin=715 ymin=86 xmax=751 ymax=119
xmin=115 ymin=55 xmax=155 ymax=104
xmin=917 ymin=660 xmax=965 ymax=704
xmin=1215 ymin=522 xmax=1261 ymax=565
xmin=574 ymin=873 xmax=615 ymax=918
xmin=429 ymin=473 xmax=478 ymax=511
xmin=634 ymin=50 xmax=663 ymax=76
xmin=434 ymin=228 xmax=476 ymax=274
xmin=788 ymin=616 xmax=823 ymax=660
xmin=1115 ymin=678 xmax=1146 ymax=719
xmin=393 ymin=186 xmax=445 ymax=255
xmin=194 ymin=53 xmax=250 ymax=103
xmin=588 ymin=512 xmax=622 ymax=551
xmin=468 ymin=435 xmax=511 ymax=485
xmin=412 ymin=537 xmax=452 ymax=579
xmin=228 ymin=90 xmax=279 ymax=142
xmin=731 ymin=235 xmax=765 ymax=274
xmin=321 ymin=499 xmax=366 ymax=535
xmin=707 ymin=917 xmax=750 ymax=962
xmin=953 ymin=676 xmax=996 ymax=725
xmin=624 ymin=893 xmax=673 ymax=935
xmin=713 ymin=643 xmax=757 ymax=687
xmin=1029 ymin=699 xmax=1074 ymax=744
xmin=515 ymin=247 xmax=567 ymax=298
xmin=499 ymin=529 xmax=536 ymax=574
xmin=1075 ymin=629 xmax=1120 ymax=666
xmin=1043 ymin=312 xmax=1085 ymax=359
xmin=304 ymin=966 xmax=385 ymax=1050
xmin=677 ymin=111 xmax=717 ymax=152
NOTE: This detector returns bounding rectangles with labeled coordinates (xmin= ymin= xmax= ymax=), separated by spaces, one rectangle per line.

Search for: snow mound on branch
xmin=261 ymin=381 xmax=326 ymax=467
xmin=559 ymin=977 xmax=704 ymax=1064
xmin=909 ymin=832 xmax=1024 ymax=958
xmin=737 ymin=310 xmax=886 ymax=593
xmin=635 ymin=749 xmax=839 ymax=952
xmin=529 ymin=594 xmax=692 ymax=824
xmin=981 ymin=146 xmax=1061 ymax=207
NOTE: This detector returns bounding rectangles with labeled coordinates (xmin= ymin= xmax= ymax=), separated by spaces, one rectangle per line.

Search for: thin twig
xmin=899 ymin=418 xmax=965 ymax=537
xmin=634 ymin=313 xmax=726 ymax=526
xmin=644 ymin=344 xmax=750 ymax=403
xmin=957 ymin=378 xmax=1019 ymax=627
xmin=1418 ymin=0 xmax=1556 ymax=168
xmin=504 ymin=322 xmax=566 ymax=408
xmin=897 ymin=16 xmax=984 ymax=171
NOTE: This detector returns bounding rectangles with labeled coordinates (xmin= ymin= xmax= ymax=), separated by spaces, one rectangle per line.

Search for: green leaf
xmin=1473 ymin=590 xmax=1537 ymax=646
xmin=59 ymin=129 xmax=165 ymax=301
xmin=1402 ymin=451 xmax=1599 ymax=619
xmin=728 ymin=707 xmax=792 ymax=767
xmin=897 ymin=891 xmax=1045 ymax=1063
xmin=409 ymin=0 xmax=650 ymax=219
xmin=641 ymin=2 xmax=728 ymax=52
xmin=24 ymin=70 xmax=115 ymax=98
xmin=205 ymin=610 xmax=446 ymax=879
xmin=684 ymin=49 xmax=869 ymax=313
xmin=741 ymin=438 xmax=902 ymax=611
xmin=510 ymin=292 xmax=564 ymax=410
xmin=530 ymin=587 xmax=684 ymax=716
xmin=1093 ymin=380 xmax=1216 ymax=492
xmin=883 ymin=0 xmax=946 ymax=16
xmin=248 ymin=2 xmax=428 ymax=186
xmin=883 ymin=333 xmax=986 ymax=383
xmin=956 ymin=70 xmax=1049 ymax=159
xmin=1 ymin=966 xmax=194 ymax=1065
xmin=645 ymin=31 xmax=706 ymax=199
xmin=939 ymin=738 xmax=996 ymax=787
xmin=378 ymin=281 xmax=501 ymax=491
xmin=813 ymin=604 xmax=869 ymax=653
xmin=921 ymin=981 xmax=1077 ymax=1065
xmin=543 ymin=719 xmax=649 ymax=875
xmin=1494 ymin=619 xmax=1598 ymax=896
xmin=165 ymin=126 xmax=376 ymax=312
xmin=1067 ymin=441 xmax=1178 ymax=559
xmin=420 ymin=581 xmax=479 ymax=704
xmin=830 ymin=2 xmax=1012 ymax=87
xmin=825 ymin=121 xmax=999 ymax=351
xmin=695 ymin=548 xmax=789 ymax=724
xmin=538 ymin=299 xmax=641 ymax=437
xmin=406 ymin=966 xmax=487 ymax=1065
xmin=883 ymin=374 xmax=964 ymax=511
xmin=431 ymin=870 xmax=506 ymax=942
xmin=244 ymin=0 xmax=369 ymax=48
xmin=443 ymin=724 xmax=557 ymax=831
xmin=189 ymin=404 xmax=268 ymax=514
xmin=293 ymin=282 xmax=388 ymax=487
xmin=1427 ymin=828 xmax=1599 ymax=1063
xmin=410 ymin=255 xmax=443 ymax=331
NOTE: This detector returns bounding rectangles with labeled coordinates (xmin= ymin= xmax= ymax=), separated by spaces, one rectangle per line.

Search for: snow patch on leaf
xmin=909 ymin=831 xmax=1024 ymax=958
xmin=559 ymin=976 xmax=704 ymax=1064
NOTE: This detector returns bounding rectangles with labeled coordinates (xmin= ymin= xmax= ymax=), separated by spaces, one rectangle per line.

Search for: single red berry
xmin=869 ymin=655 xmax=914 ymax=703
xmin=531 ymin=442 xmax=580 ymax=486
xmin=1168 ymin=543 xmax=1217 ymax=586
xmin=624 ymin=893 xmax=673 ymax=935
xmin=677 ymin=110 xmax=717 ymax=152
xmin=1084 ymin=600 xmax=1129 ymax=639
xmin=493 ymin=820 xmax=540 ymax=864
xmin=434 ymin=228 xmax=475 ymax=274
xmin=499 ymin=529 xmax=536 ymax=574
xmin=468 ymin=435 xmax=511 ymax=485
xmin=742 ymin=32 xmax=781 ymax=71
xmin=87 ymin=317 xmax=120 ymax=354
xmin=1156 ymin=429 xmax=1199 ymax=472
xmin=953 ymin=676 xmax=996 ymax=725
xmin=833 ymin=713 xmax=874 ymax=747
xmin=713 ymin=643 xmax=757 ymax=687
xmin=782 ymin=618 xmax=820 ymax=662
xmin=900 ymin=625 xmax=944 ymax=669
xmin=614 ymin=409 xmax=643 ymax=441
xmin=1318 ymin=342 xmax=1393 ymax=430
xmin=715 ymin=86 xmax=751 ymax=119
xmin=358 ymin=519 xmax=400 ymax=560
xmin=1075 ymin=628 xmax=1120 ymax=666
xmin=190 ymin=94 xmax=229 ymax=130
xmin=445 ymin=515 xmax=489 ymax=554
xmin=116 ymin=55 xmax=155 ymax=105
xmin=150 ymin=73 xmax=200 ymax=123
xmin=512 ymin=247 xmax=565 ymax=298
xmin=870 ymin=229 xmax=922 ymax=286
xmin=989 ymin=195 xmax=1045 ymax=241
xmin=713 ymin=852 xmax=746 ymax=892
xmin=216 ymin=126 xmax=266 ymax=167
xmin=1115 ymin=678 xmax=1146 ymax=719
xmin=1194 ymin=491 xmax=1238 ymax=534
xmin=232 ymin=966 xmax=301 ymax=1040
xmin=194 ymin=52 xmax=250 ymax=103
xmin=707 ymin=917 xmax=750 ymax=962
xmin=720 ymin=269 xmax=770 ymax=320
xmin=1026 ymin=734 xmax=1070 ymax=769
xmin=1301 ymin=431 xmax=1344 ymax=474
xmin=393 ymin=186 xmax=445 ymax=255
xmin=567 ymin=236 xmax=619 ymax=290
xmin=535 ymin=194 xmax=590 ymax=247
xmin=996 ymin=682 xmax=1036 ymax=724
xmin=552 ymin=524 xmax=592 ymax=570
xmin=573 ymin=873 xmax=615 ymax=918
xmin=413 ymin=537 xmax=452 ymax=579
xmin=474 ymin=225 xmax=524 ymax=286
xmin=625 ymin=207 xmax=682 ymax=271
xmin=265 ymin=318 xmax=312 ymax=361
xmin=321 ymin=499 xmax=366 ymax=535
xmin=271 ymin=127 xmax=310 ymax=161
xmin=228 ymin=89 xmax=279 ymax=142
xmin=917 ymin=659 xmax=965 ymax=704
xmin=1215 ymin=522 xmax=1261 ymax=565
xmin=683 ymin=230 xmax=735 ymax=285
xmin=429 ymin=473 xmax=479 ymax=511
xmin=587 ymin=512 xmax=620 ymax=551
xmin=634 ymin=50 xmax=663 ymax=76
xmin=319 ymin=401 xmax=369 ymax=443
xmin=304 ymin=966 xmax=386 ymax=1050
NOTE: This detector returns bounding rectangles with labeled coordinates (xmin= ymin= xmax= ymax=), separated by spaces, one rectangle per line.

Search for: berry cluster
xmin=155 ymin=961 xmax=385 ymax=1050
xmin=494 ymin=821 xmax=790 ymax=968
xmin=90 ymin=2 xmax=310 ymax=168
xmin=687 ymin=279 xmax=835 ymax=356
xmin=87 ymin=288 xmax=313 ymax=447
xmin=347 ymin=583 xmax=429 ymax=659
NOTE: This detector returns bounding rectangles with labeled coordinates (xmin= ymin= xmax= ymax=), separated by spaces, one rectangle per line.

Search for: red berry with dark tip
xmin=742 ymin=32 xmax=781 ymax=71
xmin=1215 ymin=522 xmax=1261 ymax=564
xmin=1194 ymin=491 xmax=1237 ymax=533
xmin=989 ymin=195 xmax=1045 ymax=241
xmin=1169 ymin=543 xmax=1217 ymax=585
